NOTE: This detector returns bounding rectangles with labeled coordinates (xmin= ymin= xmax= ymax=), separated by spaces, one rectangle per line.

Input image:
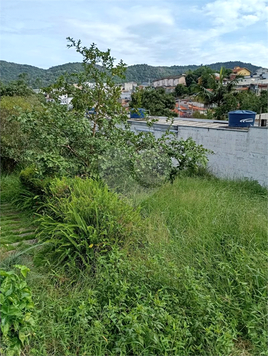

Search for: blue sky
xmin=0 ymin=0 xmax=267 ymax=69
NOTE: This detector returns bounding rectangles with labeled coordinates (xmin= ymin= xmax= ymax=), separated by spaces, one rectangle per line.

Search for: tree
xmin=50 ymin=38 xmax=128 ymax=136
xmin=195 ymin=67 xmax=240 ymax=119
xmin=174 ymin=84 xmax=188 ymax=97
xmin=258 ymin=90 xmax=268 ymax=113
xmin=1 ymin=39 xmax=210 ymax=188
xmin=185 ymin=66 xmax=215 ymax=89
xmin=213 ymin=92 xmax=238 ymax=120
xmin=185 ymin=71 xmax=197 ymax=87
xmin=197 ymin=67 xmax=216 ymax=89
xmin=237 ymin=90 xmax=267 ymax=113
xmin=0 ymin=95 xmax=46 ymax=172
xmin=130 ymin=87 xmax=176 ymax=117
xmin=0 ymin=74 xmax=33 ymax=97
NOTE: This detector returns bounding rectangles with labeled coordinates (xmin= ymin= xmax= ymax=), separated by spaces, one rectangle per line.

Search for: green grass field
xmin=0 ymin=174 xmax=267 ymax=356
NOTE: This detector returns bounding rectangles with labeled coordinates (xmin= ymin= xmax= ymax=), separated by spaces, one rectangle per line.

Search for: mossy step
xmin=1 ymin=216 xmax=23 ymax=222
xmin=1 ymin=238 xmax=39 ymax=254
xmin=1 ymin=233 xmax=37 ymax=245
xmin=0 ymin=207 xmax=20 ymax=212
xmin=11 ymin=227 xmax=36 ymax=233
xmin=0 ymin=221 xmax=23 ymax=227
xmin=1 ymin=214 xmax=22 ymax=219
xmin=9 ymin=238 xmax=38 ymax=247
xmin=1 ymin=227 xmax=30 ymax=234
xmin=1 ymin=230 xmax=36 ymax=238
xmin=0 ymin=204 xmax=37 ymax=247
xmin=17 ymin=232 xmax=36 ymax=238
xmin=1 ymin=207 xmax=20 ymax=211
xmin=2 ymin=222 xmax=34 ymax=229
xmin=0 ymin=210 xmax=21 ymax=214
xmin=1 ymin=209 xmax=20 ymax=214
xmin=0 ymin=203 xmax=13 ymax=208
xmin=1 ymin=227 xmax=35 ymax=234
xmin=1 ymin=214 xmax=23 ymax=219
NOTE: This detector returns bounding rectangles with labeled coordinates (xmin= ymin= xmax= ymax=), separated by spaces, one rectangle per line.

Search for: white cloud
xmin=195 ymin=40 xmax=268 ymax=67
xmin=202 ymin=0 xmax=268 ymax=34
xmin=120 ymin=5 xmax=174 ymax=26
xmin=64 ymin=4 xmax=175 ymax=64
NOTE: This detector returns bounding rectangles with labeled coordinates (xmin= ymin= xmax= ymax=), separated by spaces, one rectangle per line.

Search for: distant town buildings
xmin=153 ymin=75 xmax=186 ymax=92
xmin=235 ymin=78 xmax=268 ymax=93
xmin=42 ymin=65 xmax=267 ymax=114
xmin=234 ymin=67 xmax=268 ymax=93
xmin=253 ymin=68 xmax=268 ymax=79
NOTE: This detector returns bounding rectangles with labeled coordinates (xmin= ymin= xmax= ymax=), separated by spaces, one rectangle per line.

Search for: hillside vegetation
xmin=0 ymin=59 xmax=261 ymax=87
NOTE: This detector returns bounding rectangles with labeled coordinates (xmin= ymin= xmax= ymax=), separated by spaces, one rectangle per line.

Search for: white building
xmin=153 ymin=75 xmax=186 ymax=88
xmin=122 ymin=82 xmax=138 ymax=91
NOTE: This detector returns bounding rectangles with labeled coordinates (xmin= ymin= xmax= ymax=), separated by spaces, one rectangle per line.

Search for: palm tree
xmin=196 ymin=67 xmax=238 ymax=108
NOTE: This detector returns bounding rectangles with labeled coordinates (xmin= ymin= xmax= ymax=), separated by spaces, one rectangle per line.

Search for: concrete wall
xmin=129 ymin=120 xmax=268 ymax=187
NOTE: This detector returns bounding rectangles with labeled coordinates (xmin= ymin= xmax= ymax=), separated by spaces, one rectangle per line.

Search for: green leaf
xmin=1 ymin=321 xmax=10 ymax=337
xmin=14 ymin=265 xmax=30 ymax=278
xmin=18 ymin=330 xmax=28 ymax=344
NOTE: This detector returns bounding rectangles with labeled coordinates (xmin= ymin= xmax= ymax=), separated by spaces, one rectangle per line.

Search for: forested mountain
xmin=0 ymin=61 xmax=84 ymax=87
xmin=125 ymin=61 xmax=261 ymax=83
xmin=0 ymin=60 xmax=261 ymax=87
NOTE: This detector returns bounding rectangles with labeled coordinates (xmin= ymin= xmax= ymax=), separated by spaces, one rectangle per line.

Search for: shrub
xmin=1 ymin=167 xmax=52 ymax=212
xmin=0 ymin=95 xmax=44 ymax=173
xmin=37 ymin=177 xmax=144 ymax=267
xmin=19 ymin=166 xmax=51 ymax=195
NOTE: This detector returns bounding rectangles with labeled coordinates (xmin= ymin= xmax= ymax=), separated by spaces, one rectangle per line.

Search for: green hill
xmin=0 ymin=60 xmax=261 ymax=87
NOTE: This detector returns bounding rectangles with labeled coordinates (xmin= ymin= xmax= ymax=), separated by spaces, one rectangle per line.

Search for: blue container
xmin=87 ymin=108 xmax=96 ymax=115
xmin=130 ymin=108 xmax=146 ymax=119
xmin=228 ymin=110 xmax=256 ymax=127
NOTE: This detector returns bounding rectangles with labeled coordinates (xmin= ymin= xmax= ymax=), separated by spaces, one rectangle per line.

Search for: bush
xmin=1 ymin=167 xmax=52 ymax=212
xmin=19 ymin=166 xmax=51 ymax=195
xmin=0 ymin=95 xmax=45 ymax=173
xmin=0 ymin=265 xmax=35 ymax=356
xmin=37 ymin=177 xmax=144 ymax=267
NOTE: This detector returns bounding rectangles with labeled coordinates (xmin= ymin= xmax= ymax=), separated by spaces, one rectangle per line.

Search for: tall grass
xmin=0 ymin=173 xmax=40 ymax=213
xmin=140 ymin=176 xmax=268 ymax=353
xmin=141 ymin=177 xmax=267 ymax=267
xmin=0 ymin=174 xmax=22 ymax=203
